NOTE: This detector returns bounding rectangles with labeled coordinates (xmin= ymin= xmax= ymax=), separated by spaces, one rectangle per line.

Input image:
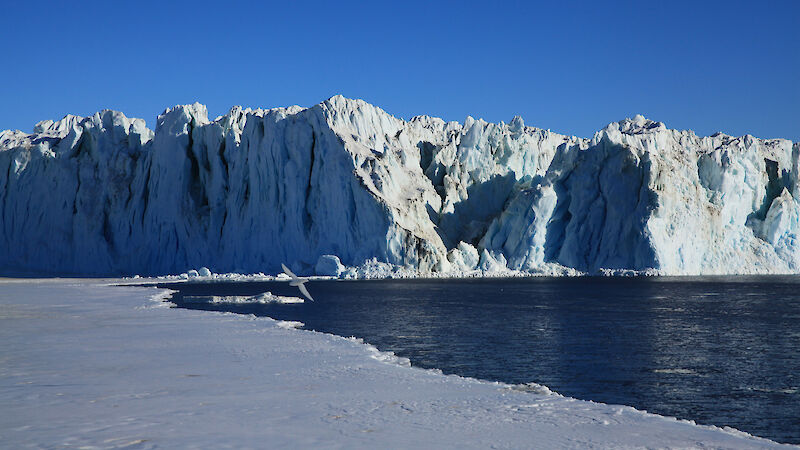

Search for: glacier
xmin=1 ymin=96 xmax=798 ymax=276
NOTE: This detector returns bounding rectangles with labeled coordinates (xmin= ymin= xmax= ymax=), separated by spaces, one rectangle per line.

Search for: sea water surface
xmin=159 ymin=276 xmax=800 ymax=444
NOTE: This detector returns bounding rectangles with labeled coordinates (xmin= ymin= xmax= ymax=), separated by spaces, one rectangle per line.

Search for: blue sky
xmin=1 ymin=0 xmax=798 ymax=140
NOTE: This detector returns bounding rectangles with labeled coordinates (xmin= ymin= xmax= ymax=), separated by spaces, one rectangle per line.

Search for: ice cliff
xmin=1 ymin=96 xmax=798 ymax=276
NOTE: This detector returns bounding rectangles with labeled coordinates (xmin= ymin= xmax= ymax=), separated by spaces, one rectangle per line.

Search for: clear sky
xmin=1 ymin=0 xmax=798 ymax=140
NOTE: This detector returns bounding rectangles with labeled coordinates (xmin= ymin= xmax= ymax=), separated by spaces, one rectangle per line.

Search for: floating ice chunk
xmin=315 ymin=254 xmax=344 ymax=277
xmin=198 ymin=267 xmax=212 ymax=277
xmin=183 ymin=292 xmax=304 ymax=304
xmin=249 ymin=292 xmax=304 ymax=304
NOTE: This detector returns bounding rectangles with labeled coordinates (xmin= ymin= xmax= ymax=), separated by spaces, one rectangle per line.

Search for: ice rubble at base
xmin=1 ymin=97 xmax=798 ymax=276
xmin=315 ymin=254 xmax=345 ymax=277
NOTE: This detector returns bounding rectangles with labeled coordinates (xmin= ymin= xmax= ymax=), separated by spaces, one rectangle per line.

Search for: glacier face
xmin=1 ymin=97 xmax=798 ymax=276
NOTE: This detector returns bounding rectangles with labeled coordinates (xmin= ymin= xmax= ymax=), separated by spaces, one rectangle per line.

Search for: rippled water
xmin=160 ymin=276 xmax=800 ymax=444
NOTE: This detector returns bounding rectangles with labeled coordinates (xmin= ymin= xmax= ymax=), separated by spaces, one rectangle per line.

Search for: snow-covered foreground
xmin=0 ymin=280 xmax=786 ymax=448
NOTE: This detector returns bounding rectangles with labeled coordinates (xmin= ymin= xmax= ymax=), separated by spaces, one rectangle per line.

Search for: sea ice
xmin=0 ymin=279 xmax=783 ymax=448
xmin=183 ymin=292 xmax=304 ymax=304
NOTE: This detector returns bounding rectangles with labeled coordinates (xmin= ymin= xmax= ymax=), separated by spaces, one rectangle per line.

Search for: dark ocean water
xmin=158 ymin=276 xmax=800 ymax=444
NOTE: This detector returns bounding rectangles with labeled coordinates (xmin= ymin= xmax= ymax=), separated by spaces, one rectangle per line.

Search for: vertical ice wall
xmin=1 ymin=97 xmax=797 ymax=275
xmin=481 ymin=116 xmax=800 ymax=274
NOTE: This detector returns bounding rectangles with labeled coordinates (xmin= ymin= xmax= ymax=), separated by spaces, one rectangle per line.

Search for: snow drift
xmin=1 ymin=96 xmax=797 ymax=276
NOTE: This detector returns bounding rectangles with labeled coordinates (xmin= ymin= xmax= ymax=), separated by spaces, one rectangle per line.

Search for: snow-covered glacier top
xmin=1 ymin=96 xmax=797 ymax=276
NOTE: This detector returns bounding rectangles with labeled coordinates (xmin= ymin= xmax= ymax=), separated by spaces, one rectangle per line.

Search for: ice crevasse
xmin=1 ymin=96 xmax=797 ymax=276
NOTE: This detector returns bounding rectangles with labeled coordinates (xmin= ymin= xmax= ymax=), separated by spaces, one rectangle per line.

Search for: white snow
xmin=275 ymin=320 xmax=305 ymax=329
xmin=1 ymin=97 xmax=798 ymax=277
xmin=0 ymin=279 xmax=786 ymax=448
